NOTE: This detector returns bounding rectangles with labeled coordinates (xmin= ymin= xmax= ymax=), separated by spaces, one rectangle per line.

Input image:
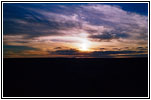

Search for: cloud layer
xmin=3 ymin=3 xmax=148 ymax=58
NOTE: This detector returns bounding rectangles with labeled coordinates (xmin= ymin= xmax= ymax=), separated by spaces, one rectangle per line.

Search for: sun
xmin=76 ymin=33 xmax=92 ymax=52
xmin=78 ymin=39 xmax=91 ymax=51
xmin=79 ymin=43 xmax=89 ymax=51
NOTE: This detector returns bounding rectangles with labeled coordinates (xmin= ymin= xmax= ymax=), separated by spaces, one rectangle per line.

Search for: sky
xmin=3 ymin=3 xmax=148 ymax=58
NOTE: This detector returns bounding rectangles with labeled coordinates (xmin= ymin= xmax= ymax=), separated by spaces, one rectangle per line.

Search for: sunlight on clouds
xmin=3 ymin=3 xmax=148 ymax=58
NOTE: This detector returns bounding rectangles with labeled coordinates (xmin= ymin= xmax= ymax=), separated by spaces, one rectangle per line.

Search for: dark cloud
xmin=13 ymin=41 xmax=30 ymax=43
xmin=89 ymin=50 xmax=145 ymax=58
xmin=85 ymin=29 xmax=98 ymax=33
xmin=112 ymin=48 xmax=121 ymax=50
xmin=54 ymin=47 xmax=62 ymax=49
xmin=3 ymin=45 xmax=38 ymax=52
xmin=3 ymin=4 xmax=81 ymax=38
xmin=89 ymin=31 xmax=130 ymax=41
xmin=49 ymin=49 xmax=146 ymax=58
xmin=92 ymin=50 xmax=144 ymax=55
xmin=4 ymin=18 xmax=79 ymax=38
xmin=100 ymin=48 xmax=106 ymax=50
xmin=119 ymin=54 xmax=148 ymax=58
xmin=136 ymin=47 xmax=148 ymax=51
xmin=90 ymin=33 xmax=113 ymax=40
xmin=123 ymin=47 xmax=129 ymax=49
xmin=50 ymin=49 xmax=79 ymax=55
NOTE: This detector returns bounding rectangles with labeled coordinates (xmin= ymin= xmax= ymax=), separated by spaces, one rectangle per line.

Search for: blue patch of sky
xmin=3 ymin=3 xmax=148 ymax=16
xmin=102 ymin=3 xmax=148 ymax=16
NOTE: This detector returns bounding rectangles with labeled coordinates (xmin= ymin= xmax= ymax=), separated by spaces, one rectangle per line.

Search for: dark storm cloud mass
xmin=3 ymin=3 xmax=148 ymax=40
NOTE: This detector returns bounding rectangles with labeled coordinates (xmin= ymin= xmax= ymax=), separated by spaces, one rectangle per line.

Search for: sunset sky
xmin=3 ymin=3 xmax=148 ymax=58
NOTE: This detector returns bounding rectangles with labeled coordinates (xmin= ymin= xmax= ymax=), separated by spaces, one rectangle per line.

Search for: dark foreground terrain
xmin=3 ymin=58 xmax=148 ymax=97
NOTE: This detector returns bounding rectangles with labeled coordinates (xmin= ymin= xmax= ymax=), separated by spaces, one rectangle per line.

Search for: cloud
xmin=4 ymin=45 xmax=38 ymax=52
xmin=90 ymin=50 xmax=144 ymax=55
xmin=80 ymin=5 xmax=147 ymax=42
xmin=89 ymin=32 xmax=130 ymax=41
xmin=89 ymin=50 xmax=147 ymax=58
xmin=3 ymin=4 xmax=148 ymax=40
xmin=118 ymin=54 xmax=148 ymax=58
xmin=50 ymin=49 xmax=79 ymax=55
xmin=136 ymin=47 xmax=148 ymax=51
xmin=3 ymin=45 xmax=38 ymax=57
xmin=54 ymin=47 xmax=62 ymax=49
xmin=100 ymin=48 xmax=106 ymax=50
xmin=48 ymin=48 xmax=147 ymax=58
xmin=3 ymin=4 xmax=82 ymax=38
xmin=3 ymin=3 xmax=148 ymax=58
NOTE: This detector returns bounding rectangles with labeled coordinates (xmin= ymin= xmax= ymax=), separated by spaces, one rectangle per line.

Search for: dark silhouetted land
xmin=3 ymin=58 xmax=148 ymax=97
